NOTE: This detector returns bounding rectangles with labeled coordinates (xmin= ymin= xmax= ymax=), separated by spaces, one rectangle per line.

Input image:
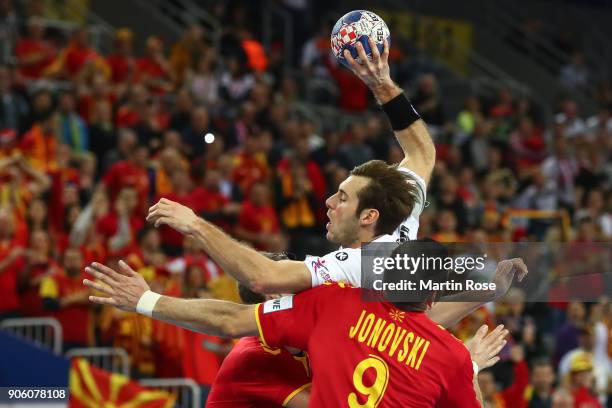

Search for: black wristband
xmin=381 ymin=93 xmax=421 ymax=131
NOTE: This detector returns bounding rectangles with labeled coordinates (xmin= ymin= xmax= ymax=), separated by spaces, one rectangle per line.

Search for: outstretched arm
xmin=427 ymin=258 xmax=529 ymax=328
xmin=343 ymin=38 xmax=435 ymax=184
xmin=146 ymin=199 xmax=312 ymax=294
xmin=83 ymin=261 xmax=259 ymax=338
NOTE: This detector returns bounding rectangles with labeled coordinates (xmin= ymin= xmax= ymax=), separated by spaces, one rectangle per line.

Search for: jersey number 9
xmin=348 ymin=355 xmax=390 ymax=407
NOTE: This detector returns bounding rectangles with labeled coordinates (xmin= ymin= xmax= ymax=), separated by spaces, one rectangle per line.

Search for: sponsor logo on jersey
xmin=263 ymin=295 xmax=294 ymax=314
xmin=396 ymin=225 xmax=410 ymax=243
xmin=311 ymin=258 xmax=333 ymax=282
xmin=335 ymin=251 xmax=348 ymax=261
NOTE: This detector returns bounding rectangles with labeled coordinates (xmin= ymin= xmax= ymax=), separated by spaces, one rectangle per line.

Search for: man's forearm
xmin=371 ymin=80 xmax=435 ymax=182
xmin=188 ymin=218 xmax=310 ymax=293
xmin=428 ymin=291 xmax=496 ymax=328
xmin=153 ymin=295 xmax=257 ymax=338
xmin=189 ymin=218 xmax=272 ymax=290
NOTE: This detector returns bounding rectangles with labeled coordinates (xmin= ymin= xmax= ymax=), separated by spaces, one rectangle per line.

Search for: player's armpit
xmin=257 ymin=260 xmax=312 ymax=294
xmin=396 ymin=120 xmax=435 ymax=185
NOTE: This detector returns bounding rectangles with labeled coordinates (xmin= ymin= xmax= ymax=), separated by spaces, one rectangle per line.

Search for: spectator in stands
xmin=19 ymin=229 xmax=56 ymax=317
xmin=105 ymin=28 xmax=136 ymax=85
xmin=45 ymin=27 xmax=109 ymax=81
xmin=457 ymin=95 xmax=484 ymax=137
xmin=190 ymin=166 xmax=238 ymax=232
xmin=0 ymin=206 xmax=26 ymax=318
xmin=555 ymin=98 xmax=586 ymax=139
xmin=509 ymin=117 xmax=546 ymax=177
xmin=555 ymin=301 xmax=587 ymax=365
xmin=14 ymin=17 xmax=55 ymax=80
xmin=168 ymin=89 xmax=194 ymax=132
xmin=431 ymin=210 xmax=462 ymax=242
xmin=102 ymin=127 xmax=136 ymax=170
xmin=115 ymin=83 xmax=149 ymax=129
xmin=338 ymin=122 xmax=374 ymax=170
xmin=526 ymin=359 xmax=556 ymax=407
xmin=274 ymin=156 xmax=321 ymax=258
xmin=181 ymin=105 xmax=213 ymax=158
xmin=574 ymin=189 xmax=612 ymax=239
xmin=477 ymin=345 xmax=530 ymax=407
xmin=97 ymin=256 xmax=156 ymax=377
xmin=96 ymin=186 xmax=144 ymax=253
xmin=0 ymin=65 xmax=29 ymax=136
xmin=88 ymin=99 xmax=115 ymax=173
xmin=186 ymin=54 xmax=220 ymax=108
xmin=169 ymin=24 xmax=208 ymax=88
xmin=154 ymin=167 xmax=194 ymax=255
xmin=40 ymin=247 xmax=91 ymax=351
xmin=231 ymin=132 xmax=269 ymax=195
xmin=585 ymin=104 xmax=612 ymax=140
xmin=489 ymin=87 xmax=516 ymax=143
xmin=57 ymin=89 xmax=89 ymax=154
xmin=559 ymin=324 xmax=609 ymax=400
xmin=541 ymin=137 xmax=578 ymax=211
xmin=219 ymin=54 xmax=254 ymax=105
xmin=129 ymin=225 xmax=167 ymax=275
xmin=566 ymin=352 xmax=602 ymax=408
xmin=19 ymin=108 xmax=57 ymax=172
xmin=101 ymin=143 xmax=150 ymax=214
xmin=136 ymin=35 xmax=172 ymax=94
xmin=435 ymin=174 xmax=469 ymax=234
xmin=411 ymin=73 xmax=445 ymax=127
xmin=235 ymin=181 xmax=284 ymax=252
xmin=560 ymin=53 xmax=590 ymax=93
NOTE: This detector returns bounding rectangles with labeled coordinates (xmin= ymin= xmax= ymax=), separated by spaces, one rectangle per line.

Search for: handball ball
xmin=330 ymin=10 xmax=390 ymax=68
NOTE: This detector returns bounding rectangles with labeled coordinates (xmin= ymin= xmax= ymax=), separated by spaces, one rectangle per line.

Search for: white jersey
xmin=304 ymin=167 xmax=427 ymax=287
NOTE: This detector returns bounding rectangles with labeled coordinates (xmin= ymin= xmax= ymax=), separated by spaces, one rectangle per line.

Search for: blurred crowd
xmin=0 ymin=0 xmax=610 ymax=406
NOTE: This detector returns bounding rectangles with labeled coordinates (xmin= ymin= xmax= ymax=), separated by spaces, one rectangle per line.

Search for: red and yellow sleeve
xmin=255 ymin=285 xmax=333 ymax=351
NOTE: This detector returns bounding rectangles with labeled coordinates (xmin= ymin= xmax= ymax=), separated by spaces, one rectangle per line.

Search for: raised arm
xmin=343 ymin=38 xmax=436 ymax=184
xmin=84 ymin=261 xmax=259 ymax=338
xmin=427 ymin=258 xmax=528 ymax=328
xmin=147 ymin=198 xmax=312 ymax=294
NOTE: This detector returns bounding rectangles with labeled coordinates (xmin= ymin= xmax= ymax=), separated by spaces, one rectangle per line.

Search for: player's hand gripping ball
xmin=331 ymin=10 xmax=390 ymax=68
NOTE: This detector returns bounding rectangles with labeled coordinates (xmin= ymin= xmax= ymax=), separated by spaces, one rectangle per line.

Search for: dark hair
xmin=383 ymin=238 xmax=450 ymax=312
xmin=531 ymin=358 xmax=553 ymax=370
xmin=238 ymin=252 xmax=289 ymax=304
xmin=350 ymin=160 xmax=419 ymax=236
xmin=136 ymin=224 xmax=156 ymax=244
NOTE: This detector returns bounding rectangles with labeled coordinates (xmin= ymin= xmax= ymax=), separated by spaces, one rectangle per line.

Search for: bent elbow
xmin=248 ymin=276 xmax=276 ymax=295
xmin=246 ymin=266 xmax=280 ymax=295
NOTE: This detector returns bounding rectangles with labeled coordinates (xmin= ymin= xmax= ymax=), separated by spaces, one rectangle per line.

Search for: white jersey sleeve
xmin=304 ymin=248 xmax=362 ymax=287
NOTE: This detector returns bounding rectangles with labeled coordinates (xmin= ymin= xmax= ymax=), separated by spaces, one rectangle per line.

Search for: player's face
xmin=325 ymin=175 xmax=369 ymax=246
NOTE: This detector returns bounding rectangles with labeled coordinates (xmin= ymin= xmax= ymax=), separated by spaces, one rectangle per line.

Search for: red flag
xmin=68 ymin=359 xmax=175 ymax=408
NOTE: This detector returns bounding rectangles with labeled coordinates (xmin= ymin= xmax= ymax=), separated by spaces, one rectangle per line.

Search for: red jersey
xmin=14 ymin=38 xmax=55 ymax=79
xmin=238 ymin=201 xmax=279 ymax=250
xmin=102 ymin=160 xmax=150 ymax=214
xmin=0 ymin=216 xmax=27 ymax=313
xmin=207 ymin=336 xmax=311 ymax=407
xmin=256 ymin=284 xmax=479 ymax=407
xmin=39 ymin=270 xmax=93 ymax=345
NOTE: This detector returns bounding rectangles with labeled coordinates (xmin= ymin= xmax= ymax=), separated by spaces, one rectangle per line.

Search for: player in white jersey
xmin=146 ymin=37 xmax=526 ymax=327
